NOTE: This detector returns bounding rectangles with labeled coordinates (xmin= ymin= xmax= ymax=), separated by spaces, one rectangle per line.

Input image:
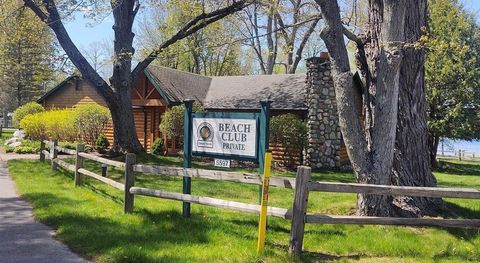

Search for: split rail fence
xmin=40 ymin=140 xmax=480 ymax=256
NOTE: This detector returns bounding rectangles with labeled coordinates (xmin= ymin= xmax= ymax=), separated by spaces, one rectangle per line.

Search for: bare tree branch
xmin=342 ymin=25 xmax=362 ymax=46
xmin=292 ymin=16 xmax=321 ymax=73
xmin=132 ymin=0 xmax=252 ymax=82
xmin=24 ymin=0 xmax=112 ymax=98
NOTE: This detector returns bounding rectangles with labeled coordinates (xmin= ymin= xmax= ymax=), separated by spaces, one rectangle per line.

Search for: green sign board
xmin=182 ymin=99 xmax=271 ymax=217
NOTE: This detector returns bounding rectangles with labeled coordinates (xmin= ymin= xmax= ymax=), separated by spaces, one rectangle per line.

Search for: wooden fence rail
xmin=288 ymin=166 xmax=480 ymax=256
xmin=134 ymin=164 xmax=295 ymax=189
xmin=130 ymin=187 xmax=291 ymax=219
xmin=307 ymin=181 xmax=480 ymax=199
xmin=38 ymin=140 xmax=480 ymax=258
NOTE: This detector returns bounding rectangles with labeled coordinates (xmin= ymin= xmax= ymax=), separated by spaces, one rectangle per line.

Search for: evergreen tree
xmin=426 ymin=0 xmax=480 ymax=167
xmin=0 ymin=0 xmax=56 ymax=111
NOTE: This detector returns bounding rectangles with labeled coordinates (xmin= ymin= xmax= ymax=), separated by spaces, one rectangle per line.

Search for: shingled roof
xmin=205 ymin=74 xmax=306 ymax=110
xmin=146 ymin=66 xmax=307 ymax=110
xmin=145 ymin=65 xmax=211 ymax=104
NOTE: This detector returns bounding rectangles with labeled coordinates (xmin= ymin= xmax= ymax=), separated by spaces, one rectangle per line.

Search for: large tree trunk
xmin=317 ymin=0 xmax=405 ymax=217
xmin=106 ymin=91 xmax=144 ymax=153
xmin=106 ymin=0 xmax=143 ymax=153
xmin=319 ymin=0 xmax=442 ymax=217
xmin=354 ymin=0 xmax=406 ymax=216
xmin=391 ymin=0 xmax=443 ymax=217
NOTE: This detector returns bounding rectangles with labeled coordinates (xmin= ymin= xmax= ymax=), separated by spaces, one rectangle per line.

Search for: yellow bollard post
xmin=257 ymin=151 xmax=272 ymax=253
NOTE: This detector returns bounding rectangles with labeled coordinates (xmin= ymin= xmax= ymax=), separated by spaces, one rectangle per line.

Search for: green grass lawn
xmin=1 ymin=128 xmax=14 ymax=138
xmin=7 ymin=157 xmax=480 ymax=263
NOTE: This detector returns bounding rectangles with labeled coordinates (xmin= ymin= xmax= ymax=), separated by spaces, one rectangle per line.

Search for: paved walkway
xmin=0 ymin=155 xmax=89 ymax=263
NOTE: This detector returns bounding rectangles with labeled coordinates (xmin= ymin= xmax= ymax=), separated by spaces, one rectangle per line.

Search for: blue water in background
xmin=438 ymin=139 xmax=480 ymax=155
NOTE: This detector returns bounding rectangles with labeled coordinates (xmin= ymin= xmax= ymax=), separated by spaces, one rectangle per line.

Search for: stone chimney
xmin=305 ymin=55 xmax=342 ymax=169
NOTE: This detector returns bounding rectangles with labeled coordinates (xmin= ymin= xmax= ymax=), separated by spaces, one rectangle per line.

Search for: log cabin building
xmin=38 ymin=56 xmax=362 ymax=169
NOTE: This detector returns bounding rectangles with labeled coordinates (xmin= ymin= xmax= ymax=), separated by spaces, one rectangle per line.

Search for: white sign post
xmin=192 ymin=117 xmax=258 ymax=159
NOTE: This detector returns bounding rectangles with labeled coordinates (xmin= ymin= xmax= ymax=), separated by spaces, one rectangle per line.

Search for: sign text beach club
xmin=182 ymin=99 xmax=271 ymax=217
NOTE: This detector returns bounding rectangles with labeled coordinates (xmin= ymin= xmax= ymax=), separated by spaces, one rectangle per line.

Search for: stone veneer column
xmin=305 ymin=56 xmax=342 ymax=169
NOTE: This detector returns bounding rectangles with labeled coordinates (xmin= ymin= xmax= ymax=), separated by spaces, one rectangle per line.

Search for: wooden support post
xmin=74 ymin=144 xmax=85 ymax=186
xmin=258 ymin=99 xmax=271 ymax=204
xmin=50 ymin=140 xmax=58 ymax=170
xmin=39 ymin=140 xmax=45 ymax=162
xmin=289 ymin=166 xmax=311 ymax=256
xmin=183 ymin=99 xmax=194 ymax=217
xmin=124 ymin=153 xmax=136 ymax=214
xmin=459 ymin=150 xmax=462 ymax=161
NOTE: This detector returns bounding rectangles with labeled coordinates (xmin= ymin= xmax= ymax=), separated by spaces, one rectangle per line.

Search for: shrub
xmin=73 ymin=104 xmax=111 ymax=146
xmin=152 ymin=138 xmax=164 ymax=155
xmin=19 ymin=104 xmax=110 ymax=145
xmin=20 ymin=113 xmax=46 ymax=140
xmin=13 ymin=146 xmax=38 ymax=154
xmin=160 ymin=103 xmax=203 ymax=140
xmin=12 ymin=102 xmax=45 ymax=128
xmin=270 ymin=114 xmax=308 ymax=167
xmin=59 ymin=141 xmax=77 ymax=150
xmin=5 ymin=139 xmax=41 ymax=154
xmin=95 ymin=133 xmax=110 ymax=151
xmin=44 ymin=109 xmax=76 ymax=141
xmin=20 ymin=109 xmax=76 ymax=141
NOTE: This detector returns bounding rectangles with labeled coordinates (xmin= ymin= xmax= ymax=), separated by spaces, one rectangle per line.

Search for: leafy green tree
xmin=270 ymin=114 xmax=307 ymax=167
xmin=159 ymin=103 xmax=203 ymax=140
xmin=426 ymin=0 xmax=480 ymax=167
xmin=0 ymin=0 xmax=56 ymax=111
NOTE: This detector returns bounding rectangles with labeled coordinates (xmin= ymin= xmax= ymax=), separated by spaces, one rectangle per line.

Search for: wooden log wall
xmin=269 ymin=143 xmax=303 ymax=168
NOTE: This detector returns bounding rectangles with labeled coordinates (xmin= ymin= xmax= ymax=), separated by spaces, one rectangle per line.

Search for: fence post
xmin=124 ymin=153 xmax=136 ymax=214
xmin=39 ymin=140 xmax=45 ymax=162
xmin=74 ymin=144 xmax=85 ymax=186
xmin=182 ymin=99 xmax=194 ymax=217
xmin=50 ymin=140 xmax=58 ymax=170
xmin=289 ymin=166 xmax=311 ymax=256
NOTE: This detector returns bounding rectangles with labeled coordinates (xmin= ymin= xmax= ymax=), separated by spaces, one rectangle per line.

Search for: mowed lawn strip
xmin=7 ymin=158 xmax=480 ymax=263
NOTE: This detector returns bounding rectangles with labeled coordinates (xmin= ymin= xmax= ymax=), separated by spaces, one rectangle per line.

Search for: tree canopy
xmin=0 ymin=0 xmax=56 ymax=111
xmin=426 ymin=0 xmax=480 ymax=164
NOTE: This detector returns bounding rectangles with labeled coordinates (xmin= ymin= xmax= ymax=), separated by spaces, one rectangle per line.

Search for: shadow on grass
xmin=20 ymin=192 xmax=213 ymax=263
xmin=230 ymin=218 xmax=291 ymax=234
xmin=267 ymin=242 xmax=361 ymax=262
xmin=83 ymin=182 xmax=124 ymax=205
xmin=436 ymin=160 xmax=480 ymax=176
xmin=441 ymin=201 xmax=480 ymax=241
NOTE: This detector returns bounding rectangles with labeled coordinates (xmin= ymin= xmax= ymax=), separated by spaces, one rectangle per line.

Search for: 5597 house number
xmin=214 ymin=159 xmax=231 ymax=168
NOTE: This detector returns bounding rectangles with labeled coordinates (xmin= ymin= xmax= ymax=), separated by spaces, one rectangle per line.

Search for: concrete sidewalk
xmin=0 ymin=159 xmax=89 ymax=263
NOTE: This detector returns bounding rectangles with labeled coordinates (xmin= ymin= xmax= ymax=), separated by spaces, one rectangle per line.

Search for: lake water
xmin=438 ymin=139 xmax=480 ymax=156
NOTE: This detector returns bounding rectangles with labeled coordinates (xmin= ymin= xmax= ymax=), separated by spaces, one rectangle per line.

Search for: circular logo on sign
xmin=198 ymin=122 xmax=214 ymax=141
